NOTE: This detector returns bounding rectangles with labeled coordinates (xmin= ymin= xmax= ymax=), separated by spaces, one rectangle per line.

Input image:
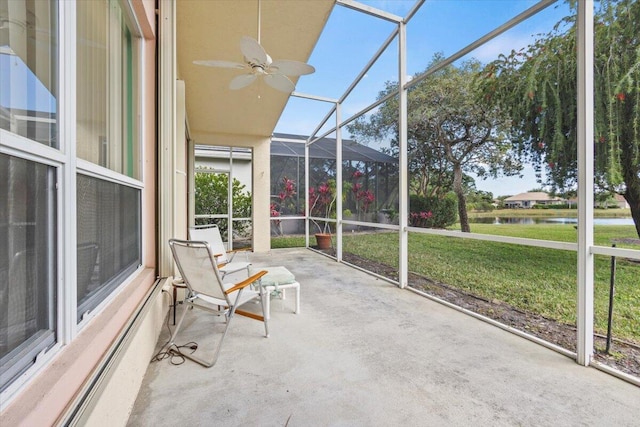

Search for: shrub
xmin=533 ymin=203 xmax=571 ymax=210
xmin=474 ymin=201 xmax=495 ymax=212
xmin=195 ymin=171 xmax=252 ymax=237
xmin=409 ymin=193 xmax=457 ymax=228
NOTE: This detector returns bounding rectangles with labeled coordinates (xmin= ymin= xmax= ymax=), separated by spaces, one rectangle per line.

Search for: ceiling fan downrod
xmin=257 ymin=0 xmax=261 ymax=45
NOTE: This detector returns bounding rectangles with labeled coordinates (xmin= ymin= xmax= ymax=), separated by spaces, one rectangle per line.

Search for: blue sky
xmin=275 ymin=0 xmax=571 ymax=197
xmin=1 ymin=1 xmax=571 ymax=197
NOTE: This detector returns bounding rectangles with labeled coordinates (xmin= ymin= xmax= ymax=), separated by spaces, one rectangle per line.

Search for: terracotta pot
xmin=314 ymin=233 xmax=332 ymax=249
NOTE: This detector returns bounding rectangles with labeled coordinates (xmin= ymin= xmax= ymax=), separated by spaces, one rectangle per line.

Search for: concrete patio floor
xmin=128 ymin=248 xmax=639 ymax=426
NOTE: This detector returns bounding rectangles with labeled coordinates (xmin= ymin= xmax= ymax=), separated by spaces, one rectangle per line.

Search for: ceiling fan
xmin=193 ymin=0 xmax=315 ymax=94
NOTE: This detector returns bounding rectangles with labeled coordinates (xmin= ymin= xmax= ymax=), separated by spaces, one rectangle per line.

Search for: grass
xmin=271 ymin=223 xmax=640 ymax=343
xmin=344 ymin=225 xmax=639 ymax=343
xmin=271 ymin=235 xmax=306 ymax=249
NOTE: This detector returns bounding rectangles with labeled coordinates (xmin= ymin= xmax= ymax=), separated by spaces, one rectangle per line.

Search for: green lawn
xmin=271 ymin=235 xmax=306 ymax=249
xmin=343 ymin=225 xmax=639 ymax=343
xmin=271 ymin=223 xmax=640 ymax=343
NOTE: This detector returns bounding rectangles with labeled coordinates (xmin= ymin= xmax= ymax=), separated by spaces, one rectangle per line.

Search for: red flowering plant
xmin=270 ymin=202 xmax=282 ymax=234
xmin=409 ymin=210 xmax=434 ymax=228
xmin=308 ymin=179 xmax=337 ymax=234
xmin=270 ymin=177 xmax=297 ymax=236
xmin=350 ymin=170 xmax=375 ymax=220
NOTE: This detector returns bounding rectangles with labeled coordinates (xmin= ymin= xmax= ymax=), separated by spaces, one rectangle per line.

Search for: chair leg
xmin=264 ymin=288 xmax=271 ymax=320
xmin=169 ymin=302 xmax=233 ymax=368
xmin=294 ymin=283 xmax=300 ymax=314
xmin=168 ymin=302 xmax=190 ymax=348
xmin=258 ymin=287 xmax=270 ymax=337
xmin=205 ymin=310 xmax=234 ymax=367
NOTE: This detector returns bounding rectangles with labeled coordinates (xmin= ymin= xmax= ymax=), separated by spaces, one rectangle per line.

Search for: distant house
xmin=504 ymin=192 xmax=565 ymax=209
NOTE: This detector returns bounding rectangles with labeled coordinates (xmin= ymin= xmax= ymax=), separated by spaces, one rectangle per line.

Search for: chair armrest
xmin=228 ymin=247 xmax=251 ymax=253
xmin=225 ymin=247 xmax=251 ymax=263
xmin=224 ymin=270 xmax=268 ymax=294
xmin=211 ymin=253 xmax=226 ymax=266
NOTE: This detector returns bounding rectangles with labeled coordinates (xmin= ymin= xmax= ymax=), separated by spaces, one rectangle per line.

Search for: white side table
xmin=252 ymin=266 xmax=300 ymax=319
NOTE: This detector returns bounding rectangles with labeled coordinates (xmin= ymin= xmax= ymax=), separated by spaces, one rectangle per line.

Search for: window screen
xmin=76 ymin=174 xmax=141 ymax=322
xmin=0 ymin=153 xmax=57 ymax=392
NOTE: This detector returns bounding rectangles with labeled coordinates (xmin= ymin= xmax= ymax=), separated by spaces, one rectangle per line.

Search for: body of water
xmin=470 ymin=217 xmax=635 ymax=226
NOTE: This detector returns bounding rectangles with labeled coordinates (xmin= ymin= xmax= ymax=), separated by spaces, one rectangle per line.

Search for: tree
xmin=467 ymin=189 xmax=495 ymax=212
xmin=479 ymin=0 xmax=640 ymax=237
xmin=194 ymin=171 xmax=252 ymax=237
xmin=348 ymin=82 xmax=454 ymax=200
xmin=349 ymin=54 xmax=522 ymax=232
xmin=528 ymin=187 xmax=547 ymax=193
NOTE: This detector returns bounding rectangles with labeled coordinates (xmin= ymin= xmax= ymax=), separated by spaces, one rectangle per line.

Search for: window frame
xmin=73 ymin=0 xmax=144 ymax=326
xmin=0 ymin=0 xmax=146 ymax=404
xmin=0 ymin=150 xmax=60 ymax=396
xmin=74 ymin=171 xmax=143 ymax=325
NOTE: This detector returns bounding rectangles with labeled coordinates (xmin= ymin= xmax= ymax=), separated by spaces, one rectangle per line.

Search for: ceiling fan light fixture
xmin=193 ymin=1 xmax=315 ymax=95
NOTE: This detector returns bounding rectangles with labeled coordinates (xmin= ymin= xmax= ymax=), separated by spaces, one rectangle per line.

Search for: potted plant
xmin=309 ymin=180 xmax=336 ymax=249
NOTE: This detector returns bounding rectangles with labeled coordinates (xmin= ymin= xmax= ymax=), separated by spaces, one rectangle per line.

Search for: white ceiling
xmin=177 ymin=0 xmax=335 ymax=141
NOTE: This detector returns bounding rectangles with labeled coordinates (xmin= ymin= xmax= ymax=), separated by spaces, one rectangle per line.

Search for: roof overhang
xmin=271 ymin=133 xmax=398 ymax=164
xmin=177 ymin=0 xmax=334 ymax=142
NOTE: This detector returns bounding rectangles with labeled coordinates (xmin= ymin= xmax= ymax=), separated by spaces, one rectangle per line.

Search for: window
xmin=0 ymin=0 xmax=144 ymax=395
xmin=76 ymin=0 xmax=140 ymax=179
xmin=0 ymin=153 xmax=57 ymax=392
xmin=0 ymin=0 xmax=58 ymax=148
xmin=0 ymin=0 xmax=58 ymax=394
xmin=76 ymin=175 xmax=141 ymax=322
xmin=75 ymin=0 xmax=142 ymax=322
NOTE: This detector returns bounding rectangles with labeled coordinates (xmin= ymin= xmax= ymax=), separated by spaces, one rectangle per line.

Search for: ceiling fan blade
xmin=263 ymin=73 xmax=295 ymax=93
xmin=193 ymin=59 xmax=246 ymax=69
xmin=229 ymin=74 xmax=257 ymax=90
xmin=269 ymin=60 xmax=315 ymax=76
xmin=240 ymin=36 xmax=269 ymax=66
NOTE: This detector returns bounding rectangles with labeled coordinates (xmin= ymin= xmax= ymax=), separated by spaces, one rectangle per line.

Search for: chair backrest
xmin=188 ymin=225 xmax=229 ymax=264
xmin=169 ymin=239 xmax=227 ymax=301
